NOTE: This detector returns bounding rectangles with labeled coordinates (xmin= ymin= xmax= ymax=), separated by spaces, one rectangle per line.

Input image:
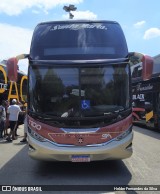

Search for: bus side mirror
xmin=7 ymin=57 xmax=18 ymax=82
xmin=129 ymin=52 xmax=153 ymax=81
xmin=142 ymin=55 xmax=153 ymax=81
xmin=6 ymin=54 xmax=29 ymax=82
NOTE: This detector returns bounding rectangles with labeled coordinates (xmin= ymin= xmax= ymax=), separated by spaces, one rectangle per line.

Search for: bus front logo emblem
xmin=101 ymin=134 xmax=112 ymax=139
xmin=78 ymin=137 xmax=83 ymax=144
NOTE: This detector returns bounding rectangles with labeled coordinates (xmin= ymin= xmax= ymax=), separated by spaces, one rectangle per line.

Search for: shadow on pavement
xmin=0 ymin=145 xmax=134 ymax=193
xmin=133 ymin=125 xmax=160 ymax=140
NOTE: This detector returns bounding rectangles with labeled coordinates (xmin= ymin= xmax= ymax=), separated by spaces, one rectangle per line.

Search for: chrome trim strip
xmin=30 ymin=58 xmax=128 ymax=64
xmin=60 ymin=127 xmax=100 ymax=133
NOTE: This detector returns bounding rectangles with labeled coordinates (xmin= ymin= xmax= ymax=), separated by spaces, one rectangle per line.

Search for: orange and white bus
xmin=7 ymin=20 xmax=152 ymax=162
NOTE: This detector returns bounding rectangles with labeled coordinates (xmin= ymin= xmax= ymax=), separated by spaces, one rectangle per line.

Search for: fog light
xmin=29 ymin=144 xmax=35 ymax=152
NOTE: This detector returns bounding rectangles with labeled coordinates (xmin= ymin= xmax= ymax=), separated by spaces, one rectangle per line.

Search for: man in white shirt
xmin=6 ymin=99 xmax=22 ymax=141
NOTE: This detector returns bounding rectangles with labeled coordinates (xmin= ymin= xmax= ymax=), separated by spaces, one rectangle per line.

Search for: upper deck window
xmin=30 ymin=21 xmax=128 ymax=60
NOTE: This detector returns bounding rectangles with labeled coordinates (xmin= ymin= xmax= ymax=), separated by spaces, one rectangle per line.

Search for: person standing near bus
xmin=6 ymin=99 xmax=22 ymax=142
xmin=4 ymin=100 xmax=9 ymax=137
xmin=15 ymin=100 xmax=25 ymax=136
xmin=0 ymin=100 xmax=7 ymax=139
xmin=20 ymin=112 xmax=27 ymax=143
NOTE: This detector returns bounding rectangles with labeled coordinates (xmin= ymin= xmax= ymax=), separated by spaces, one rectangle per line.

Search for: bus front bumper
xmin=27 ymin=132 xmax=133 ymax=162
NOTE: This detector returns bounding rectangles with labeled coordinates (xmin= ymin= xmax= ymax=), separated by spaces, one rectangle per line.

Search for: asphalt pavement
xmin=0 ymin=124 xmax=27 ymax=169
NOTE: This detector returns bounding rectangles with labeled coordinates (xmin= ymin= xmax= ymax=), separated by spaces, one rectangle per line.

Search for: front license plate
xmin=71 ymin=155 xmax=90 ymax=162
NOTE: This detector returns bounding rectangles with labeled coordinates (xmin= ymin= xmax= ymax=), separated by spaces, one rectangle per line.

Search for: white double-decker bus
xmin=7 ymin=20 xmax=152 ymax=162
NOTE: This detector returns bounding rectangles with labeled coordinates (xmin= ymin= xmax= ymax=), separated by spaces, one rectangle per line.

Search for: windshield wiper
xmin=28 ymin=110 xmax=55 ymax=120
xmin=28 ymin=108 xmax=131 ymax=128
xmin=114 ymin=108 xmax=125 ymax=113
xmin=28 ymin=110 xmax=65 ymax=127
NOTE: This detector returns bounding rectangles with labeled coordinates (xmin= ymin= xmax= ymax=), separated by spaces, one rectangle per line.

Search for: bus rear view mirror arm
xmin=7 ymin=54 xmax=29 ymax=82
xmin=129 ymin=52 xmax=153 ymax=81
xmin=142 ymin=55 xmax=153 ymax=81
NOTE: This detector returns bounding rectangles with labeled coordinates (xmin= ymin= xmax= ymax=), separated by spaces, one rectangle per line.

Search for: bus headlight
xmin=115 ymin=126 xmax=132 ymax=141
xmin=28 ymin=127 xmax=46 ymax=142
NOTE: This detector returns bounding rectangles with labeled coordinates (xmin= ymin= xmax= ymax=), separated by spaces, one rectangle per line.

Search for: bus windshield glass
xmin=30 ymin=21 xmax=128 ymax=60
xmin=29 ymin=64 xmax=130 ymax=123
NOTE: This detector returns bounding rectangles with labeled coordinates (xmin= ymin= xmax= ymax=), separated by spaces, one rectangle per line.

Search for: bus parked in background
xmin=0 ymin=60 xmax=27 ymax=106
xmin=6 ymin=20 xmax=153 ymax=162
xmin=132 ymin=54 xmax=160 ymax=130
xmin=0 ymin=60 xmax=27 ymax=125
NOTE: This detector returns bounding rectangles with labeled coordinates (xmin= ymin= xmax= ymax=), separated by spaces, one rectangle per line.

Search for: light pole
xmin=63 ymin=4 xmax=77 ymax=19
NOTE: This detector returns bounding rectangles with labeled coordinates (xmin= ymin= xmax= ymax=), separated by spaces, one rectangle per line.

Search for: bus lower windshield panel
xmin=28 ymin=64 xmax=130 ymax=127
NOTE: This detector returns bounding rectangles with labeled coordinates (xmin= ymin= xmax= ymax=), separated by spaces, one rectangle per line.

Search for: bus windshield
xmin=28 ymin=63 xmax=130 ymax=127
xmin=30 ymin=21 xmax=128 ymax=60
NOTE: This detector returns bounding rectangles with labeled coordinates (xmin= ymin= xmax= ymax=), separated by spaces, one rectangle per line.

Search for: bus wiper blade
xmin=28 ymin=110 xmax=124 ymax=122
xmin=102 ymin=112 xmax=118 ymax=120
xmin=104 ymin=112 xmax=112 ymax=115
xmin=114 ymin=108 xmax=125 ymax=113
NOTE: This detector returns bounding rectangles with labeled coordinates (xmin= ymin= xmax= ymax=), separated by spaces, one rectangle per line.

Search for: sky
xmin=0 ymin=0 xmax=160 ymax=73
